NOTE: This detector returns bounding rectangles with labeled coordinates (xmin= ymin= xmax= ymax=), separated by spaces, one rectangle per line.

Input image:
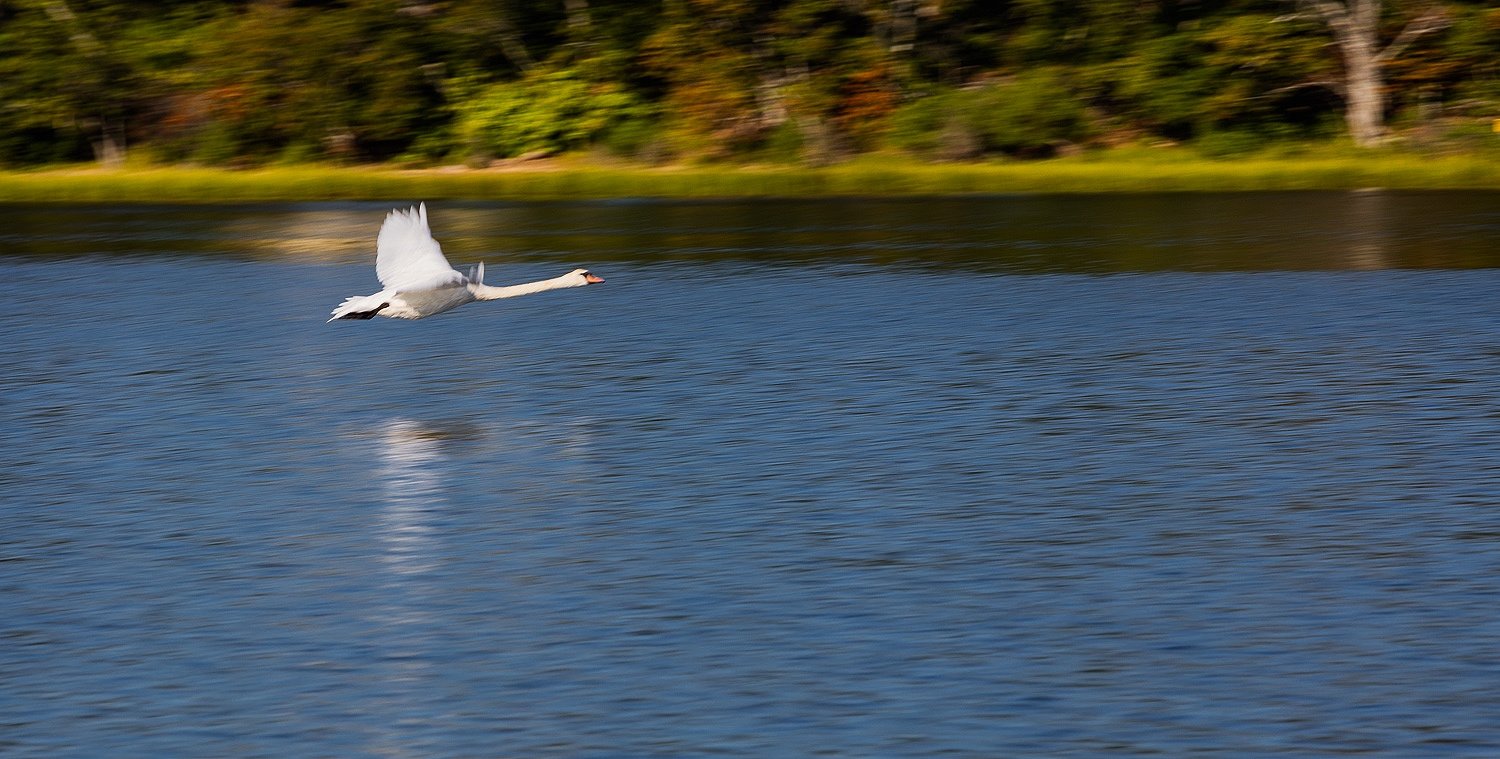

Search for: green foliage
xmin=455 ymin=68 xmax=654 ymax=161
xmin=1105 ymin=12 xmax=1343 ymax=143
xmin=1110 ymin=33 xmax=1223 ymax=140
xmin=886 ymin=91 xmax=962 ymax=158
xmin=184 ymin=1 xmax=445 ymax=163
xmin=0 ymin=0 xmax=1495 ymax=167
xmin=970 ymin=70 xmax=1092 ymax=155
xmin=888 ymin=70 xmax=1091 ymax=159
xmin=0 ymin=0 xmax=159 ymax=164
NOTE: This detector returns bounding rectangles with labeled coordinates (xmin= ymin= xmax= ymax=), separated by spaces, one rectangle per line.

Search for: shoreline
xmin=1 ymin=155 xmax=1498 ymax=202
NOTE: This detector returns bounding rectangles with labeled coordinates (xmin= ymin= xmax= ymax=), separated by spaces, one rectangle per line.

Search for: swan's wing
xmin=375 ymin=203 xmax=460 ymax=291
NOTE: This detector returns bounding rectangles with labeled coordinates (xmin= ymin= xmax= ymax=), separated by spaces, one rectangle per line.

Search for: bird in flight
xmin=329 ymin=203 xmax=603 ymax=321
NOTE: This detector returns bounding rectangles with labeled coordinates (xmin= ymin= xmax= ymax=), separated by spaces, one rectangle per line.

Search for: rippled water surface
xmin=4 ymin=194 xmax=1500 ymax=757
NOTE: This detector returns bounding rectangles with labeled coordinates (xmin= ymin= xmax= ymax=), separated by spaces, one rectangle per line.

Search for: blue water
xmin=3 ymin=196 xmax=1500 ymax=756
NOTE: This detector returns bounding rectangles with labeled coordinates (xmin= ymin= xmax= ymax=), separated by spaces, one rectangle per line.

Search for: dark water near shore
xmin=3 ymin=194 xmax=1499 ymax=756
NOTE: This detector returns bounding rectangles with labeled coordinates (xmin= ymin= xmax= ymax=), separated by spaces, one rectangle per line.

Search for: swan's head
xmin=569 ymin=268 xmax=605 ymax=285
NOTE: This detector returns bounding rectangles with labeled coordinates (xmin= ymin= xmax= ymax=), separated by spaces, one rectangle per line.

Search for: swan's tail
xmin=328 ymin=293 xmax=390 ymax=321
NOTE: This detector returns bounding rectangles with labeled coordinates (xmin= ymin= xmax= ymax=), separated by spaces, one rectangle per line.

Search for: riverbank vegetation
xmin=2 ymin=149 xmax=1497 ymax=202
xmin=1 ymin=1 xmax=1496 ymax=176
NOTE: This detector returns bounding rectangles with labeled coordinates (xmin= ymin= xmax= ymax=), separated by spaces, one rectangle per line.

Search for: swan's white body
xmin=329 ymin=203 xmax=602 ymax=321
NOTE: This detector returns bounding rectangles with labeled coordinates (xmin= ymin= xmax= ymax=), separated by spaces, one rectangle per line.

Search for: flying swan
xmin=328 ymin=203 xmax=603 ymax=321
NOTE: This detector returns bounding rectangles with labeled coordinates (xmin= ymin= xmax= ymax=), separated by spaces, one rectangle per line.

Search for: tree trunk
xmin=89 ymin=118 xmax=126 ymax=167
xmin=1342 ymin=28 xmax=1385 ymax=147
xmin=1301 ymin=0 xmax=1448 ymax=147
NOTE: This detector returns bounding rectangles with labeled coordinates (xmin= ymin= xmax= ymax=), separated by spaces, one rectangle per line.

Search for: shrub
xmin=455 ymin=68 xmax=654 ymax=161
xmin=885 ymin=90 xmax=958 ymax=157
xmin=969 ymin=70 xmax=1092 ymax=156
xmin=887 ymin=70 xmax=1092 ymax=159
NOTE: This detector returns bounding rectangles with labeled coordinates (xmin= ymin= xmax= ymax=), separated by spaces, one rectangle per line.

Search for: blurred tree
xmin=642 ymin=0 xmax=793 ymax=157
xmin=186 ymin=0 xmax=447 ymax=161
xmin=1197 ymin=12 xmax=1343 ymax=141
xmin=642 ymin=0 xmax=909 ymax=161
xmin=1387 ymin=5 xmax=1500 ymax=124
xmin=1293 ymin=0 xmax=1450 ymax=145
xmin=0 ymin=0 xmax=162 ymax=164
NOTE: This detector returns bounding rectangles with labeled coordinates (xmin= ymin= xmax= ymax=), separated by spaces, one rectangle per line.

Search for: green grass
xmin=1 ymin=152 xmax=1497 ymax=202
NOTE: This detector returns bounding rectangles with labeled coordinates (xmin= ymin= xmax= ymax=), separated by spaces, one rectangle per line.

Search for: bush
xmin=887 ymin=70 xmax=1092 ymax=159
xmin=455 ymin=68 xmax=654 ymax=161
xmin=969 ymin=70 xmax=1092 ymax=156
xmin=1194 ymin=128 xmax=1266 ymax=158
xmin=885 ymin=91 xmax=958 ymax=157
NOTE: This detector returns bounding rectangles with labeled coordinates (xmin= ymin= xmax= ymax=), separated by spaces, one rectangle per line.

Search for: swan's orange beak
xmin=585 ymin=273 xmax=605 ymax=284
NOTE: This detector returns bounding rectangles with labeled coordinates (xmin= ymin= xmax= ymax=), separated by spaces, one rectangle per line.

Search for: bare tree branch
xmin=1298 ymin=0 xmax=1353 ymax=35
xmin=1376 ymin=11 xmax=1450 ymax=63
xmin=1264 ymin=80 xmax=1348 ymax=100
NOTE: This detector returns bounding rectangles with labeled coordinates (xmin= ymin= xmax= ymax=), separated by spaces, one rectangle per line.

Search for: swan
xmin=328 ymin=203 xmax=603 ymax=321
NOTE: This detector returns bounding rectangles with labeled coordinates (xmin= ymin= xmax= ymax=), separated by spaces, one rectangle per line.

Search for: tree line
xmin=1 ymin=0 xmax=1495 ymax=167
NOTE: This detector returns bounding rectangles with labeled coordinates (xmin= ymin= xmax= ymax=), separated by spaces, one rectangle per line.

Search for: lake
xmin=3 ymin=193 xmax=1499 ymax=757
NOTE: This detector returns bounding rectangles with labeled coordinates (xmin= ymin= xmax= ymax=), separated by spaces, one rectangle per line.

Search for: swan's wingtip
xmin=385 ymin=202 xmax=427 ymax=222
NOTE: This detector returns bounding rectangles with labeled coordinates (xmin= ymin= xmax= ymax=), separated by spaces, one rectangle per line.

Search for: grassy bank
xmin=1 ymin=153 xmax=1498 ymax=202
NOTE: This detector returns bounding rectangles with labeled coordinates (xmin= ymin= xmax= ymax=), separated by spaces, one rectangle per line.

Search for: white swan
xmin=328 ymin=203 xmax=603 ymax=321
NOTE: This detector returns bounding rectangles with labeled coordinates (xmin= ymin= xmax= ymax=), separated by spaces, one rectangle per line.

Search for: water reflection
xmin=365 ymin=418 xmax=457 ymax=758
xmin=375 ymin=419 xmax=448 ymax=577
xmin=221 ymin=208 xmax=376 ymax=261
xmin=1 ymin=193 xmax=1497 ymax=271
xmin=1343 ymin=190 xmax=1390 ymax=270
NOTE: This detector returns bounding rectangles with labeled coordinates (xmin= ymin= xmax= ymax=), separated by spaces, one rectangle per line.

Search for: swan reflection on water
xmin=364 ymin=418 xmax=481 ymax=757
xmin=375 ymin=419 xmax=457 ymax=577
xmin=372 ymin=415 xmax=591 ymax=579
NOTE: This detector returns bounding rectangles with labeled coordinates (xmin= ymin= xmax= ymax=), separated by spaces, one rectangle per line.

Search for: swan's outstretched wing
xmin=376 ymin=203 xmax=462 ymax=291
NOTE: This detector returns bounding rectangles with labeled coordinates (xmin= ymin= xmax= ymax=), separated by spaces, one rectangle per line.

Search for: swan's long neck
xmin=471 ymin=274 xmax=581 ymax=301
